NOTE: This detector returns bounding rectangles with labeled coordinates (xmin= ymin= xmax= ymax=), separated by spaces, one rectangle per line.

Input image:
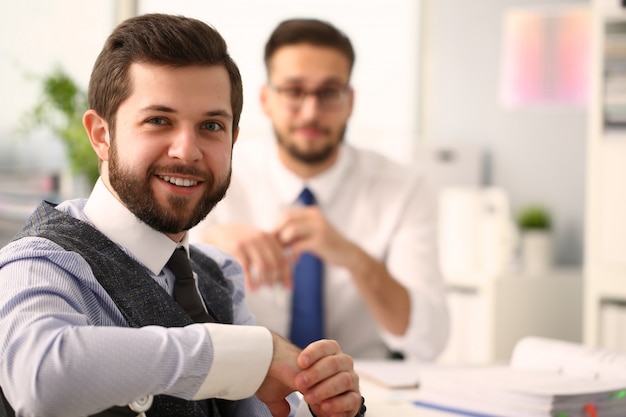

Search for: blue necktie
xmin=289 ymin=187 xmax=324 ymax=349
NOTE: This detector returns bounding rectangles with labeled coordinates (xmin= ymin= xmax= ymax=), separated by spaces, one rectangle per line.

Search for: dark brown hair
xmin=88 ymin=13 xmax=243 ymax=136
xmin=264 ymin=18 xmax=355 ymax=75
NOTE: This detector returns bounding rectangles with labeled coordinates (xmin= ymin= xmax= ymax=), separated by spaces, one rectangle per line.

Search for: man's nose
xmin=169 ymin=126 xmax=202 ymax=162
xmin=297 ymin=93 xmax=321 ymax=119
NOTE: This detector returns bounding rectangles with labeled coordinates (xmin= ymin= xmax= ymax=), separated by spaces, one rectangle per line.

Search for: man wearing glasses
xmin=190 ymin=18 xmax=449 ymax=362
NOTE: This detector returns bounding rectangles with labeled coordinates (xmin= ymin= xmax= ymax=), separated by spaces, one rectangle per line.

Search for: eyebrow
xmin=140 ymin=105 xmax=233 ymax=121
xmin=279 ymin=77 xmax=347 ymax=86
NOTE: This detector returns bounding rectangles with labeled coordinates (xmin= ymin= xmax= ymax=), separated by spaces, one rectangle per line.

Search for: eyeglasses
xmin=268 ymin=83 xmax=351 ymax=111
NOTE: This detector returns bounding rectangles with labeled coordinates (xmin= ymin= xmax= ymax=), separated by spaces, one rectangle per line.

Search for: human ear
xmin=347 ymin=88 xmax=355 ymax=117
xmin=260 ymin=84 xmax=272 ymax=116
xmin=83 ymin=109 xmax=110 ymax=161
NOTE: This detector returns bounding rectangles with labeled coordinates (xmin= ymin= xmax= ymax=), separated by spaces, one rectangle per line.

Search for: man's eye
xmin=318 ymin=89 xmax=340 ymax=100
xmin=203 ymin=121 xmax=223 ymax=131
xmin=283 ymin=88 xmax=304 ymax=99
xmin=147 ymin=117 xmax=168 ymax=125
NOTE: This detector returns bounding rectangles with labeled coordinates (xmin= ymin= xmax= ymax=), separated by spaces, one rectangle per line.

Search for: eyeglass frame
xmin=266 ymin=83 xmax=352 ymax=111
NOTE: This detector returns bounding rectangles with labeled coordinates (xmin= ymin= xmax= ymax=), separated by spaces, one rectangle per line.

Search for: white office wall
xmin=0 ymin=0 xmax=116 ymax=171
xmin=138 ymin=0 xmax=422 ymax=164
xmin=422 ymin=0 xmax=589 ymax=266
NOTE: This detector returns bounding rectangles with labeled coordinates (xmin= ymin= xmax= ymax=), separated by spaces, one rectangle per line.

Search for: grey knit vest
xmin=4 ymin=201 xmax=239 ymax=417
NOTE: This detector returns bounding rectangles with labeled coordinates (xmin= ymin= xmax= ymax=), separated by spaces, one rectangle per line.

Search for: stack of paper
xmin=416 ymin=337 xmax=626 ymax=417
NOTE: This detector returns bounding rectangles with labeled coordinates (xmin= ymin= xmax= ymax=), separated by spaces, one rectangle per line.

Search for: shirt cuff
xmin=294 ymin=398 xmax=314 ymax=417
xmin=192 ymin=323 xmax=272 ymax=400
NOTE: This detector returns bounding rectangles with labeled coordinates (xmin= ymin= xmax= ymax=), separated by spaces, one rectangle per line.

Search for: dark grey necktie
xmin=167 ymin=247 xmax=213 ymax=323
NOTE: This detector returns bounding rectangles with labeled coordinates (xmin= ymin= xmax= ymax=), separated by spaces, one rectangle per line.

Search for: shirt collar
xmin=83 ymin=178 xmax=185 ymax=275
xmin=268 ymin=141 xmax=354 ymax=207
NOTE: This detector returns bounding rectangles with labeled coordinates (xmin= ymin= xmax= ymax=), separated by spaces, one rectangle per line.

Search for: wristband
xmin=354 ymin=396 xmax=367 ymax=417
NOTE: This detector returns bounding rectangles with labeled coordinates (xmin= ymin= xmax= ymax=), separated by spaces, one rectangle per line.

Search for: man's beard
xmin=108 ymin=142 xmax=230 ymax=234
xmin=275 ymin=123 xmax=347 ymax=165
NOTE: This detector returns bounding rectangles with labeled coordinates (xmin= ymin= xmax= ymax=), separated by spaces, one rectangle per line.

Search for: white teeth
xmin=160 ymin=175 xmax=198 ymax=187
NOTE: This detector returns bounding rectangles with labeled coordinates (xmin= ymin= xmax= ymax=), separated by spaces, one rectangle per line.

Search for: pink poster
xmin=501 ymin=6 xmax=591 ymax=107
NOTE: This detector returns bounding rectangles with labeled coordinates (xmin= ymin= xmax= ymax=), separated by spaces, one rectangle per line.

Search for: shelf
xmin=589 ymin=276 xmax=626 ymax=299
xmin=586 ymin=0 xmax=626 ymax=347
xmin=603 ymin=12 xmax=626 ymax=23
xmin=602 ymin=128 xmax=626 ymax=139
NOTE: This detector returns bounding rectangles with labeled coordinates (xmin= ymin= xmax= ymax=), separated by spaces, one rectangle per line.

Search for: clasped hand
xmin=257 ymin=334 xmax=361 ymax=417
xmin=205 ymin=206 xmax=352 ymax=290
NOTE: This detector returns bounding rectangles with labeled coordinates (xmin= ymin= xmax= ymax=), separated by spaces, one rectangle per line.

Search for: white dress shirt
xmin=0 ymin=179 xmax=313 ymax=416
xmin=190 ymin=138 xmax=449 ymax=360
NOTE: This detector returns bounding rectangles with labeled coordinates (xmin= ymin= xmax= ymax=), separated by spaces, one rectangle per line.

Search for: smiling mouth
xmin=159 ymin=175 xmax=198 ymax=187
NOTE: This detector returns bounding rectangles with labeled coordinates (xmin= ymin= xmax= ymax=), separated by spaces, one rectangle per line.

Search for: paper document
xmin=416 ymin=337 xmax=626 ymax=417
xmin=355 ymin=360 xmax=421 ymax=388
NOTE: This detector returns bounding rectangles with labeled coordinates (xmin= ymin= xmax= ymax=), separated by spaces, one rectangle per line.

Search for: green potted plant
xmin=516 ymin=204 xmax=553 ymax=276
xmin=517 ymin=205 xmax=551 ymax=231
xmin=20 ymin=65 xmax=98 ymax=190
